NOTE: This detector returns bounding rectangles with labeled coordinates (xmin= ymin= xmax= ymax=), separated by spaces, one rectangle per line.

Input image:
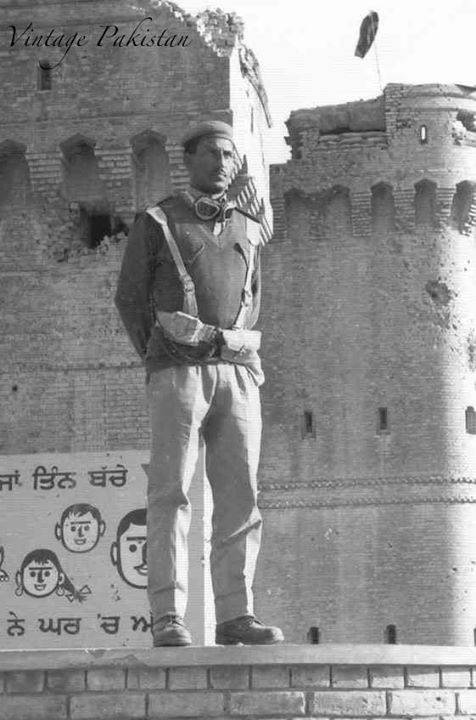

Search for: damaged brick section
xmin=424 ymin=280 xmax=455 ymax=330
xmin=425 ymin=279 xmax=453 ymax=306
xmin=13 ymin=194 xmax=127 ymax=264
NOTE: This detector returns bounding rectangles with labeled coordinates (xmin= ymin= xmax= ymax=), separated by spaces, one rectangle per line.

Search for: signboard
xmin=0 ymin=451 xmax=210 ymax=648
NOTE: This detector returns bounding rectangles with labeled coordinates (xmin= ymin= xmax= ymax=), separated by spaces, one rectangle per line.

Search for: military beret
xmin=181 ymin=120 xmax=235 ymax=148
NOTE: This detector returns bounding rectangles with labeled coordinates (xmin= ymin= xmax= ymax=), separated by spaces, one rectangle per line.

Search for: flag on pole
xmin=355 ymin=11 xmax=379 ymax=58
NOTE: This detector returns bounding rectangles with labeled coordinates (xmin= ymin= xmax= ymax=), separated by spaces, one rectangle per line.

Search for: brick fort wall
xmin=256 ymin=84 xmax=476 ymax=645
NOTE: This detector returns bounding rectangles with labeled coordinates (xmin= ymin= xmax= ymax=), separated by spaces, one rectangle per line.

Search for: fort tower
xmin=257 ymin=83 xmax=476 ymax=645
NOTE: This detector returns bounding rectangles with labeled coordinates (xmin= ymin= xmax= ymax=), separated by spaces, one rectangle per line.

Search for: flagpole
xmin=370 ymin=11 xmax=383 ymax=92
xmin=374 ymin=41 xmax=383 ymax=92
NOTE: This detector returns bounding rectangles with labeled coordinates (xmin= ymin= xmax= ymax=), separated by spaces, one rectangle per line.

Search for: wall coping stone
xmin=1 ymin=645 xmax=476 ymax=672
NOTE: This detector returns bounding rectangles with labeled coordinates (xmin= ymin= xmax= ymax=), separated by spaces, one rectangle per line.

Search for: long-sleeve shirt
xmin=115 ymin=191 xmax=261 ymax=375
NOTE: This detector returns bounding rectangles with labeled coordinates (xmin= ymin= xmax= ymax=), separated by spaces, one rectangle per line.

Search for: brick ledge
xmin=1 ymin=644 xmax=476 ymax=672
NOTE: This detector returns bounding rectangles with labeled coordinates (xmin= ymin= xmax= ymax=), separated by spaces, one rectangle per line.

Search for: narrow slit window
xmin=385 ymin=624 xmax=397 ymax=644
xmin=377 ymin=407 xmax=389 ymax=433
xmin=302 ymin=410 xmax=315 ymax=439
xmin=38 ymin=61 xmax=52 ymax=91
xmin=308 ymin=626 xmax=320 ymax=644
xmin=466 ymin=406 xmax=476 ymax=434
xmin=419 ymin=125 xmax=428 ymax=144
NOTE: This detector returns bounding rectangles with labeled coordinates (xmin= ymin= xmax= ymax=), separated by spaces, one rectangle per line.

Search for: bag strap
xmin=232 ymin=218 xmax=261 ymax=330
xmin=146 ymin=205 xmax=198 ymax=317
xmin=232 ymin=246 xmax=255 ymax=330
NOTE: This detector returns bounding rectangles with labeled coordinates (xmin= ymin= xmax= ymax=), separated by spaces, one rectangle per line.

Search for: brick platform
xmin=1 ymin=645 xmax=476 ymax=719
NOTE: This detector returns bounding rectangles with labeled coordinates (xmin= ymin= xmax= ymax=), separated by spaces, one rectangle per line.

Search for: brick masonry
xmin=255 ymin=83 xmax=476 ymax=646
xmin=0 ymin=649 xmax=475 ymax=720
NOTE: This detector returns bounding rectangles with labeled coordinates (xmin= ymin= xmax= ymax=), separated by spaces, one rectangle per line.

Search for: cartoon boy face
xmin=62 ymin=512 xmax=100 ymax=552
xmin=55 ymin=504 xmax=106 ymax=553
xmin=111 ymin=509 xmax=147 ymax=588
xmin=22 ymin=559 xmax=63 ymax=598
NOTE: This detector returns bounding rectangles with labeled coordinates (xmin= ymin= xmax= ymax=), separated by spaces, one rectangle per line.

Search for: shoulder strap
xmin=232 ymin=217 xmax=260 ymax=330
xmin=146 ymin=205 xmax=198 ymax=317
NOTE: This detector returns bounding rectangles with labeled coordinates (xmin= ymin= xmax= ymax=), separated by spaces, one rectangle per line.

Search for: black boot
xmin=216 ymin=615 xmax=284 ymax=645
xmin=153 ymin=614 xmax=192 ymax=647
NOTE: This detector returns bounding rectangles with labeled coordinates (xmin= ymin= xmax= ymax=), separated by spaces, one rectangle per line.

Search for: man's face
xmin=63 ymin=512 xmax=100 ymax=553
xmin=23 ymin=560 xmax=59 ymax=597
xmin=118 ymin=522 xmax=147 ymax=588
xmin=184 ymin=136 xmax=235 ymax=196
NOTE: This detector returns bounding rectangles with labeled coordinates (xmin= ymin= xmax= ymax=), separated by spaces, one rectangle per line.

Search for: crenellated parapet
xmin=272 ymin=85 xmax=476 ymax=243
xmin=270 ymin=177 xmax=476 ymax=242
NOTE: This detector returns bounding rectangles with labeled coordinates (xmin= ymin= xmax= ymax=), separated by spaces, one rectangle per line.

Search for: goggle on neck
xmin=193 ymin=195 xmax=235 ymax=223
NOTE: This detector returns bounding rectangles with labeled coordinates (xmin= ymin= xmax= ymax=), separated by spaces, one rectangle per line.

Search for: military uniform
xmin=115 ymin=121 xmax=283 ymax=646
xmin=116 ymin=189 xmax=263 ymax=378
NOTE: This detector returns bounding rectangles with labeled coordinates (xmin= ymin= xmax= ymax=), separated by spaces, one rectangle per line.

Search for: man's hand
xmin=156 ymin=311 xmax=217 ymax=346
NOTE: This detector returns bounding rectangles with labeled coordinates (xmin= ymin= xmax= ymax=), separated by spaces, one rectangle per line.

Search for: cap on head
xmin=181 ymin=120 xmax=235 ymax=152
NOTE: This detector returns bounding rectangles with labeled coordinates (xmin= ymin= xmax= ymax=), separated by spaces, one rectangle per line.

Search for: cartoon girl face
xmin=17 ymin=550 xmax=64 ymax=599
xmin=23 ymin=559 xmax=62 ymax=597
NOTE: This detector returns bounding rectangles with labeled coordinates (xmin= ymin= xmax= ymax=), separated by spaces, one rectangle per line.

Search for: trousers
xmin=145 ymin=362 xmax=263 ymax=624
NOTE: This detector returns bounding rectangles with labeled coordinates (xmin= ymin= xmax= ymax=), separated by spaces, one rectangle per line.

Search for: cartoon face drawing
xmin=15 ymin=549 xmax=91 ymax=602
xmin=55 ymin=503 xmax=106 ymax=553
xmin=17 ymin=549 xmax=63 ymax=598
xmin=110 ymin=509 xmax=147 ymax=588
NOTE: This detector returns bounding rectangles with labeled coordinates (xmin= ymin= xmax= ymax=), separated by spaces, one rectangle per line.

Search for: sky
xmin=179 ymin=0 xmax=476 ymax=162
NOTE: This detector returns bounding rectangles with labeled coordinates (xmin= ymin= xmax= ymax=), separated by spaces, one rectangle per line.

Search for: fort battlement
xmin=271 ymin=84 xmax=476 ymax=242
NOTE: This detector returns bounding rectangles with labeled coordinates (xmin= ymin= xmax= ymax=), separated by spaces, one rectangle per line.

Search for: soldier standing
xmin=115 ymin=120 xmax=283 ymax=646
